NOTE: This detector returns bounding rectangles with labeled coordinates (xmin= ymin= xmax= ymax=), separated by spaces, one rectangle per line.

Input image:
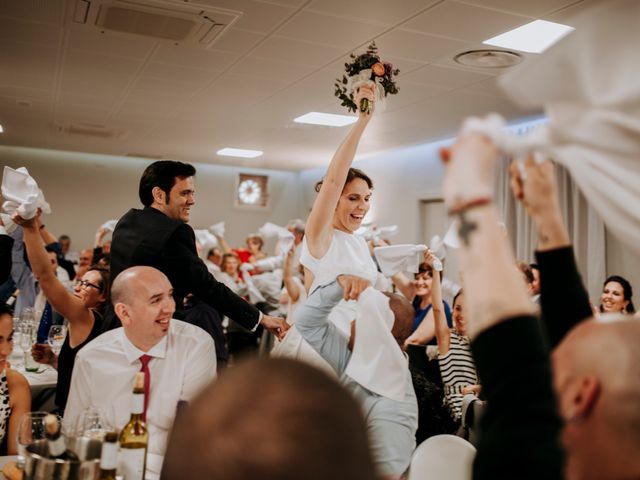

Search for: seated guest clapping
xmin=64 ymin=266 xmax=216 ymax=458
xmin=162 ymin=357 xmax=377 ymax=480
xmin=295 ymin=275 xmax=417 ymax=480
xmin=0 ymin=304 xmax=31 ymax=454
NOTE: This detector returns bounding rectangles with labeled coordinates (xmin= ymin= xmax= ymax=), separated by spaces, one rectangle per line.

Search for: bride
xmin=301 ymin=83 xmax=379 ymax=310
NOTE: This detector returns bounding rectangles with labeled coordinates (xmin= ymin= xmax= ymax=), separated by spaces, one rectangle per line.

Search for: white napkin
xmin=100 ymin=219 xmax=119 ymax=232
xmin=1 ymin=166 xmax=51 ymax=219
xmin=239 ymin=264 xmax=265 ymax=304
xmin=486 ymin=0 xmax=640 ymax=255
xmin=357 ymin=224 xmax=399 ymax=242
xmin=208 ymin=221 xmax=225 ymax=238
xmin=259 ymin=222 xmax=295 ymax=256
xmin=0 ymin=213 xmax=17 ymax=234
xmin=374 ymin=244 xmax=427 ymax=277
xmin=443 ymin=221 xmax=460 ymax=249
xmin=194 ymin=229 xmax=219 ymax=250
xmin=271 ymin=326 xmax=336 ymax=376
xmin=345 ymin=287 xmax=408 ymax=402
xmin=429 ymin=235 xmax=446 ymax=260
xmin=253 ymin=255 xmax=283 ymax=272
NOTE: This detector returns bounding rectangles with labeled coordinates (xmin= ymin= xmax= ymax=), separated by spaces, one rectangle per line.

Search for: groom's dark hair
xmin=139 ymin=160 xmax=196 ymax=206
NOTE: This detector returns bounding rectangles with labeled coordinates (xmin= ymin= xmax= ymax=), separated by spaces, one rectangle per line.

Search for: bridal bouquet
xmin=334 ymin=42 xmax=399 ymax=114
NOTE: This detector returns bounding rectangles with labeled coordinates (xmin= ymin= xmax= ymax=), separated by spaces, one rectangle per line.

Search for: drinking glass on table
xmin=47 ymin=325 xmax=67 ymax=356
xmin=16 ymin=411 xmax=50 ymax=468
xmin=76 ymin=406 xmax=113 ymax=440
xmin=20 ymin=324 xmax=40 ymax=372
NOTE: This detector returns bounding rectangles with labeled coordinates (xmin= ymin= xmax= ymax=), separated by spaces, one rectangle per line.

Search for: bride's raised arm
xmin=304 ymin=84 xmax=376 ymax=259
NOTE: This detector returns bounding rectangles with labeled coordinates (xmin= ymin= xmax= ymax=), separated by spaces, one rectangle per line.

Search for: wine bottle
xmin=118 ymin=372 xmax=148 ymax=480
xmin=44 ymin=414 xmax=79 ymax=461
xmin=4 ymin=289 xmax=18 ymax=308
xmin=99 ymin=431 xmax=119 ymax=480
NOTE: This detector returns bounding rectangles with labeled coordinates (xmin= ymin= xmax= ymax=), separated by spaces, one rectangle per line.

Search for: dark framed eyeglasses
xmin=76 ymin=279 xmax=102 ymax=291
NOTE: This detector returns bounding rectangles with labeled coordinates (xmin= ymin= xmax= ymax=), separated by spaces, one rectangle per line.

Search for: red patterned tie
xmin=139 ymin=354 xmax=152 ymax=422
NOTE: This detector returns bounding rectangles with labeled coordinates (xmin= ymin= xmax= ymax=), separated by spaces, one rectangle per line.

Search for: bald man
xmin=64 ymin=266 xmax=216 ymax=461
xmin=552 ymin=317 xmax=640 ymax=480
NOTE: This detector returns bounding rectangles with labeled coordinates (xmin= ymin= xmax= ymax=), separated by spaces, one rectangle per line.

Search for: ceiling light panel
xmin=483 ymin=20 xmax=575 ymax=54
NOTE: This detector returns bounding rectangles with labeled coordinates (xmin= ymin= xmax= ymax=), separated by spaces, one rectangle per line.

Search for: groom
xmin=107 ymin=160 xmax=288 ymax=338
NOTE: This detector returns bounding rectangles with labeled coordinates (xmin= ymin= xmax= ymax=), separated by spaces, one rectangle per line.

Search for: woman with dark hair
xmin=14 ymin=213 xmax=109 ymax=412
xmin=600 ymin=275 xmax=635 ymax=314
xmin=300 ymin=85 xmax=378 ymax=308
xmin=0 ymin=303 xmax=31 ymax=454
xmin=433 ymin=283 xmax=480 ymax=423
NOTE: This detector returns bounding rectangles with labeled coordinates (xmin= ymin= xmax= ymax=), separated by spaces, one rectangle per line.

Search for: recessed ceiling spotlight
xmin=454 ymin=49 xmax=523 ymax=68
xmin=0 ymin=124 xmax=3 ymax=133
xmin=217 ymin=148 xmax=263 ymax=158
xmin=483 ymin=19 xmax=575 ymax=54
xmin=294 ymin=112 xmax=357 ymax=127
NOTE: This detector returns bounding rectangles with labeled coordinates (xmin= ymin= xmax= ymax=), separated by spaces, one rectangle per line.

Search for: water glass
xmin=48 ymin=325 xmax=67 ymax=356
xmin=16 ymin=411 xmax=50 ymax=467
xmin=76 ymin=406 xmax=112 ymax=440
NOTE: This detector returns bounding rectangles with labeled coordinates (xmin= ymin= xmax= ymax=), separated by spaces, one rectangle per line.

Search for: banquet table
xmin=9 ymin=347 xmax=58 ymax=412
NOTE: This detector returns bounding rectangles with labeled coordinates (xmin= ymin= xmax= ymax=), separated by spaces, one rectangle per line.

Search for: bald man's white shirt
xmin=64 ymin=320 xmax=216 ymax=456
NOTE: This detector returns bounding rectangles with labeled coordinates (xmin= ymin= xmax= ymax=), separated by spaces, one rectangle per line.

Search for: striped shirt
xmin=438 ymin=331 xmax=478 ymax=421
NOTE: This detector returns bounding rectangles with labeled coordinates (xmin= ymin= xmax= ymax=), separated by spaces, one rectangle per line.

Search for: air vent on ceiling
xmin=454 ymin=49 xmax=523 ymax=68
xmin=69 ymin=0 xmax=242 ymax=48
xmin=58 ymin=123 xmax=128 ymax=139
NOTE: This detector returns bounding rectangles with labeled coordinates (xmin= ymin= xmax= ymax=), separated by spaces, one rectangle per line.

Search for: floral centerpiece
xmin=334 ymin=41 xmax=399 ymax=114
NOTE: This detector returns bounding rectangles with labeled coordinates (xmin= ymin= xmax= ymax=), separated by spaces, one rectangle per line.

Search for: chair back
xmin=408 ymin=434 xmax=476 ymax=480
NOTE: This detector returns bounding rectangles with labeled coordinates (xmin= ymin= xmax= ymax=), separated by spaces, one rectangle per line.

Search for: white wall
xmin=0 ymin=146 xmax=304 ymax=251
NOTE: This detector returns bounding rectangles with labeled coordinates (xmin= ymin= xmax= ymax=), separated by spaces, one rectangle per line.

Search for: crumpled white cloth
xmin=271 ymin=325 xmax=336 ymax=376
xmin=443 ymin=221 xmax=460 ymax=249
xmin=429 ymin=235 xmax=446 ymax=260
xmin=238 ymin=263 xmax=266 ymax=303
xmin=374 ymin=244 xmax=442 ymax=276
xmin=1 ymin=167 xmax=51 ymax=220
xmin=357 ymin=223 xmax=399 ymax=242
xmin=460 ymin=0 xmax=640 ymax=255
xmin=374 ymin=244 xmax=427 ymax=277
xmin=208 ymin=221 xmax=225 ymax=238
xmin=0 ymin=213 xmax=17 ymax=234
xmin=259 ymin=222 xmax=295 ymax=257
xmin=194 ymin=229 xmax=219 ymax=250
xmin=345 ymin=287 xmax=408 ymax=402
xmin=100 ymin=219 xmax=119 ymax=232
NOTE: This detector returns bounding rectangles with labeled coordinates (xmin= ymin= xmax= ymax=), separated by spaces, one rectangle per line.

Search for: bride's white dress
xmin=300 ymin=229 xmax=379 ymax=335
xmin=271 ymin=229 xmax=380 ymax=369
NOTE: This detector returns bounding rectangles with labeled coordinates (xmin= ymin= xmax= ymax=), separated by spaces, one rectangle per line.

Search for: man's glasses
xmin=76 ymin=279 xmax=102 ymax=291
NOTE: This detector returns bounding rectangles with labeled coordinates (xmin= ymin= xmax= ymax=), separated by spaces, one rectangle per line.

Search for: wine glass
xmin=16 ymin=411 xmax=50 ymax=467
xmin=76 ymin=406 xmax=112 ymax=440
xmin=19 ymin=324 xmax=33 ymax=352
xmin=47 ymin=325 xmax=67 ymax=356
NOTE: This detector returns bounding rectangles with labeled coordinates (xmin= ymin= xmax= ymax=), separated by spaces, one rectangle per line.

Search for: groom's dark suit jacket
xmin=105 ymin=206 xmax=259 ymax=332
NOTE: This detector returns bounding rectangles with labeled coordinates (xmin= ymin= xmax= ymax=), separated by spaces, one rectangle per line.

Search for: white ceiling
xmin=0 ymin=0 xmax=599 ymax=170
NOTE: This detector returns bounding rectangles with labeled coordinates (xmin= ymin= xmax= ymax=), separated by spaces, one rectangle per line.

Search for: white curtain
xmin=495 ymin=155 xmax=606 ymax=300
